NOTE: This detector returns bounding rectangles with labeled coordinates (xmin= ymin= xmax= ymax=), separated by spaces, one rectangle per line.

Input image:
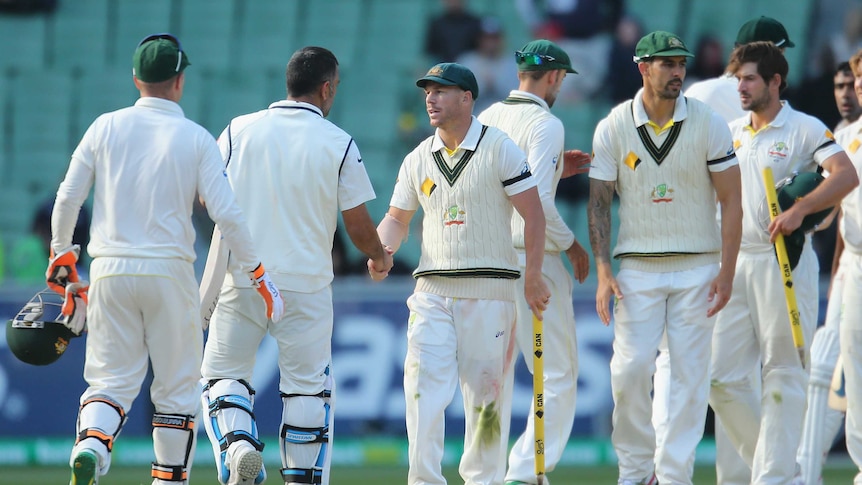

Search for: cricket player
xmin=199 ymin=46 xmax=392 ymax=485
xmin=477 ymin=39 xmax=590 ymax=485
xmin=589 ymin=31 xmax=742 ymax=485
xmin=708 ymin=41 xmax=857 ymax=485
xmin=797 ymin=57 xmax=862 ymax=485
xmin=834 ymin=48 xmax=862 ymax=485
xmin=372 ymin=62 xmax=550 ymax=485
xmin=656 ymin=17 xmax=796 ymax=485
xmin=48 ymin=33 xmax=283 ymax=485
xmin=834 ymin=61 xmax=862 ymax=132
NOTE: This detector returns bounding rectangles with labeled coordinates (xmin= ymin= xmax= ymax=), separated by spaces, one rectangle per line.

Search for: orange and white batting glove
xmin=248 ymin=263 xmax=285 ymax=322
xmin=46 ymin=245 xmax=81 ymax=295
xmin=61 ymin=281 xmax=89 ymax=335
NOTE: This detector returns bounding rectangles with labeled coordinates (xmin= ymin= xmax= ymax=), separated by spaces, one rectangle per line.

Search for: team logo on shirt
xmin=443 ymin=205 xmax=466 ymax=226
xmin=422 ymin=177 xmax=437 ymax=197
xmin=767 ymin=141 xmax=789 ymax=163
xmin=552 ymin=155 xmax=558 ymax=166
xmin=624 ymin=151 xmax=641 ymax=171
xmin=651 ymin=183 xmax=674 ymax=203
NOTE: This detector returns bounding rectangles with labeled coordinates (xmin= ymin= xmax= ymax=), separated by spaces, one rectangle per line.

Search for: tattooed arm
xmin=588 ymin=178 xmax=622 ymax=325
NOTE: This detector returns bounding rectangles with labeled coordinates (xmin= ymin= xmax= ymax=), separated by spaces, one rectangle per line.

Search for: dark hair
xmin=837 ymin=61 xmax=853 ymax=76
xmin=286 ymin=46 xmax=339 ymax=97
xmin=728 ymin=41 xmax=788 ymax=92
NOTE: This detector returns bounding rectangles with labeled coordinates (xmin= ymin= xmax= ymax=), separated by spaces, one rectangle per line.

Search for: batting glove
xmin=248 ymin=263 xmax=285 ymax=322
xmin=46 ymin=245 xmax=81 ymax=295
xmin=60 ymin=281 xmax=88 ymax=335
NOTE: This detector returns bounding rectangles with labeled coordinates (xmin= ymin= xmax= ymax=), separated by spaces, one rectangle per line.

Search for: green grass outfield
xmin=4 ymin=463 xmax=859 ymax=484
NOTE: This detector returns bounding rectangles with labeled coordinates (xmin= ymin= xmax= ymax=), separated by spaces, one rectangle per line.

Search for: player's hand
xmin=768 ymin=205 xmax=804 ymax=242
xmin=367 ymin=245 xmax=394 ymax=281
xmin=562 ymin=149 xmax=591 ymax=178
xmin=60 ymin=281 xmax=88 ymax=335
xmin=46 ymin=245 xmax=81 ymax=295
xmin=524 ymin=273 xmax=551 ymax=320
xmin=248 ymin=263 xmax=285 ymax=322
xmin=565 ymin=239 xmax=590 ymax=284
xmin=595 ymin=263 xmax=622 ymax=326
xmin=707 ymin=268 xmax=733 ymax=317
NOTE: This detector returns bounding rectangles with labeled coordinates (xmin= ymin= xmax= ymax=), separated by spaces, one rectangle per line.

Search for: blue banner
xmin=0 ymin=279 xmax=627 ymax=440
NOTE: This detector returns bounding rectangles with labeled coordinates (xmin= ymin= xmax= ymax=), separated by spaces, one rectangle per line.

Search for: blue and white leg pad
xmin=279 ymin=389 xmax=332 ymax=484
xmin=202 ymin=379 xmax=266 ymax=485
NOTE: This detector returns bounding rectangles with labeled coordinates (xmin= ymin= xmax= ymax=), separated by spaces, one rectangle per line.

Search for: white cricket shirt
xmin=52 ymin=96 xmax=260 ymax=272
xmin=390 ymin=117 xmax=535 ymax=300
xmin=220 ymin=100 xmax=375 ymax=292
xmin=834 ymin=120 xmax=862 ymax=252
xmin=590 ymin=90 xmax=736 ymax=265
xmin=685 ymin=74 xmax=744 ymax=124
xmin=478 ymin=90 xmax=575 ymax=253
xmin=731 ymin=102 xmax=845 ymax=251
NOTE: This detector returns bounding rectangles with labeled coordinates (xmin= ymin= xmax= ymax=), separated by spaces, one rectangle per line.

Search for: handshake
xmin=366 ymin=245 xmax=394 ymax=281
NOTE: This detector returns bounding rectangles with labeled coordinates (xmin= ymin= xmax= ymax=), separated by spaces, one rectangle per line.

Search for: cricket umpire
xmin=48 ymin=34 xmax=283 ymax=485
xmin=588 ymin=31 xmax=742 ymax=484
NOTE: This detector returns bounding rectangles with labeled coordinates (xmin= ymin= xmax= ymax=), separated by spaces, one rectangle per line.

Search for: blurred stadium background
xmin=0 ymin=0 xmax=859 ymax=483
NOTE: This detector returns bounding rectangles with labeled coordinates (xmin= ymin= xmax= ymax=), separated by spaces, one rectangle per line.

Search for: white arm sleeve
xmin=196 ymin=136 xmax=260 ymax=273
xmin=528 ymin=118 xmax=575 ymax=250
xmin=52 ymin=127 xmax=96 ymax=253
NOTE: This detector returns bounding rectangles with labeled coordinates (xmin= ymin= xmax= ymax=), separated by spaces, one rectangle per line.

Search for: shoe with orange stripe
xmin=70 ymin=449 xmax=98 ymax=485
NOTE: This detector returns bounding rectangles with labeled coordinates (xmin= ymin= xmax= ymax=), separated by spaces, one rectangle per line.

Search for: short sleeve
xmin=706 ymin=111 xmax=738 ymax=172
xmin=589 ymin=117 xmax=618 ymax=181
xmin=498 ymin=137 xmax=536 ymax=197
xmin=337 ymin=140 xmax=376 ymax=211
xmin=389 ymin=153 xmax=420 ymax=211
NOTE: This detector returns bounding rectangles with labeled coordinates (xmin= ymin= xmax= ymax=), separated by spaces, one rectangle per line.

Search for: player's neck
xmin=750 ymin=100 xmax=783 ymax=131
xmin=641 ymin=90 xmax=676 ymax=127
xmin=437 ymin=116 xmax=472 ymax=151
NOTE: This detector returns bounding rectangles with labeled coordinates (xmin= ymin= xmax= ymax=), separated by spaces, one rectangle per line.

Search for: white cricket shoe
xmin=229 ymin=444 xmax=263 ymax=485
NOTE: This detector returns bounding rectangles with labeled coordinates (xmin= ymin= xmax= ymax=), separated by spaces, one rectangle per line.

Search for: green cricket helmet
xmin=769 ymin=171 xmax=833 ymax=270
xmin=6 ymin=288 xmax=78 ymax=366
xmin=776 ymin=171 xmax=833 ymax=233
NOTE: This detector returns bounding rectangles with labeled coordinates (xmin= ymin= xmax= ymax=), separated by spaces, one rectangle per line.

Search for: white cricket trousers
xmin=83 ymin=257 xmax=200 ymax=414
xmin=506 ymin=253 xmax=577 ymax=484
xmin=838 ymin=250 xmax=862 ymax=484
xmin=201 ymin=285 xmax=333 ymax=395
xmin=709 ymin=248 xmax=818 ymax=485
xmin=611 ymin=263 xmax=719 ymax=485
xmin=404 ymin=292 xmax=517 ymax=485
